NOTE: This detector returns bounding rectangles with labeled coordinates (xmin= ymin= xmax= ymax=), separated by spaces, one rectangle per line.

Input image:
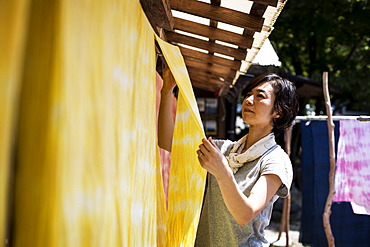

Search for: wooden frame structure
xmin=141 ymin=0 xmax=288 ymax=95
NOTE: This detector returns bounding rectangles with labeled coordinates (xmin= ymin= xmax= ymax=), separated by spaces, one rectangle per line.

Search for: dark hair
xmin=244 ymin=73 xmax=299 ymax=136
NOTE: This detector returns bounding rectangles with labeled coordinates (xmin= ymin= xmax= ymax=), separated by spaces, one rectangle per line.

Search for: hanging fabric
xmin=2 ymin=0 xmax=207 ymax=246
xmin=156 ymin=35 xmax=207 ymax=247
xmin=300 ymin=120 xmax=370 ymax=247
xmin=12 ymin=1 xmax=160 ymax=246
xmin=333 ymin=119 xmax=370 ymax=215
xmin=0 ymin=0 xmax=30 ymax=243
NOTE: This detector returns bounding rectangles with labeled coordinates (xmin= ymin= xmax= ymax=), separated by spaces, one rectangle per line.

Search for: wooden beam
xmin=210 ymin=0 xmax=221 ymax=6
xmin=166 ymin=32 xmax=247 ymax=61
xmin=253 ymin=0 xmax=278 ymax=7
xmin=179 ymin=46 xmax=241 ymax=71
xmin=192 ymin=79 xmax=221 ymax=89
xmin=187 ymin=66 xmax=234 ymax=84
xmin=188 ymin=73 xmax=227 ymax=87
xmin=140 ymin=0 xmax=174 ymax=31
xmin=187 ymin=67 xmax=225 ymax=81
xmin=249 ymin=2 xmax=269 ymax=17
xmin=242 ymin=3 xmax=268 ymax=44
xmin=209 ymin=0 xmax=221 ymax=52
xmin=174 ymin=17 xmax=253 ymax=49
xmin=169 ymin=0 xmax=264 ymax=32
xmin=191 ymin=80 xmax=221 ymax=92
xmin=184 ymin=56 xmax=237 ymax=79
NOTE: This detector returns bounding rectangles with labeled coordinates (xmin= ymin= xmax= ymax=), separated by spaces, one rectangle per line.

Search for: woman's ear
xmin=273 ymin=110 xmax=281 ymax=119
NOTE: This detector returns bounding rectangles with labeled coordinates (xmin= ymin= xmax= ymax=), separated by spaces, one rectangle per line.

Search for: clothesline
xmin=295 ymin=115 xmax=370 ymax=122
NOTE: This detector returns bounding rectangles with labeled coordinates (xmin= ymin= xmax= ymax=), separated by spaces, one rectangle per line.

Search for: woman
xmin=158 ymin=70 xmax=299 ymax=246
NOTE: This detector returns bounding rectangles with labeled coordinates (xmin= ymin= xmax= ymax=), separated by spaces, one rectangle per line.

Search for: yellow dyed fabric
xmin=13 ymin=1 xmax=159 ymax=246
xmin=156 ymin=36 xmax=207 ymax=246
xmin=0 ymin=0 xmax=30 ymax=243
xmin=2 ymin=0 xmax=206 ymax=246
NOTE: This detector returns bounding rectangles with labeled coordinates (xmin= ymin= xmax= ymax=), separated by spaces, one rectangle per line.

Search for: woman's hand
xmin=197 ymin=137 xmax=282 ymax=225
xmin=197 ymin=137 xmax=233 ymax=180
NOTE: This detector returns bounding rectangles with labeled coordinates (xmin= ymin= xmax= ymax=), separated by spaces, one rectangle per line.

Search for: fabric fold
xmin=155 ymin=34 xmax=207 ymax=247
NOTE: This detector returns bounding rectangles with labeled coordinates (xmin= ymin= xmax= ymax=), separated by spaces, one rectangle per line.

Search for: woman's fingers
xmin=198 ymin=137 xmax=218 ymax=157
xmin=201 ymin=137 xmax=218 ymax=153
xmin=197 ymin=150 xmax=204 ymax=157
xmin=197 ymin=138 xmax=220 ymax=165
xmin=208 ymin=136 xmax=218 ymax=148
xmin=198 ymin=138 xmax=220 ymax=162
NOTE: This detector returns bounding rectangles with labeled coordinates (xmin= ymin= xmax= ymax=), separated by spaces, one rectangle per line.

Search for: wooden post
xmin=284 ymin=126 xmax=292 ymax=247
xmin=322 ymin=71 xmax=336 ymax=247
xmin=277 ymin=126 xmax=293 ymax=247
xmin=277 ymin=199 xmax=286 ymax=240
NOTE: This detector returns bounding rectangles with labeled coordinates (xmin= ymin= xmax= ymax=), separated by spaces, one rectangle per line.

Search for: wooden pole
xmin=284 ymin=195 xmax=291 ymax=247
xmin=284 ymin=126 xmax=292 ymax=247
xmin=277 ymin=126 xmax=293 ymax=247
xmin=322 ymin=71 xmax=336 ymax=247
xmin=277 ymin=199 xmax=286 ymax=240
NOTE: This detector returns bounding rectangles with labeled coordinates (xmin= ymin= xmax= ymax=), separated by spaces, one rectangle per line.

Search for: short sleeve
xmin=260 ymin=147 xmax=293 ymax=198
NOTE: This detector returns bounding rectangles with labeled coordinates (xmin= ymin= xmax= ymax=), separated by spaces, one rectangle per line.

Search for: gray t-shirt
xmin=194 ymin=138 xmax=293 ymax=247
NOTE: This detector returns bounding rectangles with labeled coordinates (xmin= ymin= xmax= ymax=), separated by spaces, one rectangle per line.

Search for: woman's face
xmin=242 ymin=81 xmax=279 ymax=129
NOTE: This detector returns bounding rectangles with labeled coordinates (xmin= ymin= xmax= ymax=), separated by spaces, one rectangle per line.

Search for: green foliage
xmin=270 ymin=0 xmax=370 ymax=112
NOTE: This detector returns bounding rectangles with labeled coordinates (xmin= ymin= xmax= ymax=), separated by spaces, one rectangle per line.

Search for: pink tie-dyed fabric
xmin=333 ymin=119 xmax=370 ymax=215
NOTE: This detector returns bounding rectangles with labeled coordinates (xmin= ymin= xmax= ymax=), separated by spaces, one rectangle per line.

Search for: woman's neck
xmin=244 ymin=126 xmax=273 ymax=151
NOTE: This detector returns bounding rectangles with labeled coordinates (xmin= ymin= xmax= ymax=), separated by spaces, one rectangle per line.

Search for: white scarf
xmin=227 ymin=133 xmax=276 ymax=174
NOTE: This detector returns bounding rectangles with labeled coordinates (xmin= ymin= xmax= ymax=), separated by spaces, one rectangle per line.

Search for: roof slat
xmin=166 ymin=31 xmax=247 ymax=61
xmin=169 ymin=0 xmax=264 ymax=32
xmin=188 ymin=73 xmax=228 ymax=87
xmin=179 ymin=46 xmax=241 ymax=71
xmin=187 ymin=66 xmax=234 ymax=83
xmin=191 ymin=80 xmax=221 ymax=92
xmin=184 ymin=56 xmax=237 ymax=79
xmin=174 ymin=17 xmax=253 ymax=50
xmin=252 ymin=0 xmax=279 ymax=7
